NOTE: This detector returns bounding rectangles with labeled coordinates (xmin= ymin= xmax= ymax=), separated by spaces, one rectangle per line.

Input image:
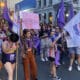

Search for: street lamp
xmin=0 ymin=1 xmax=5 ymax=14
xmin=65 ymin=13 xmax=69 ymax=17
xmin=49 ymin=16 xmax=53 ymax=24
xmin=0 ymin=2 xmax=5 ymax=8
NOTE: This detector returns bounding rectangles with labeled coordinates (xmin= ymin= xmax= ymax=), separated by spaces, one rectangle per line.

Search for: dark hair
xmin=23 ymin=29 xmax=27 ymax=35
xmin=9 ymin=33 xmax=19 ymax=42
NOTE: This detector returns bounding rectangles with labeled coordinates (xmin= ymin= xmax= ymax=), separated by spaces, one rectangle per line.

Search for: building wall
xmin=34 ymin=0 xmax=80 ymax=24
xmin=7 ymin=0 xmax=22 ymax=11
xmin=34 ymin=0 xmax=55 ymax=24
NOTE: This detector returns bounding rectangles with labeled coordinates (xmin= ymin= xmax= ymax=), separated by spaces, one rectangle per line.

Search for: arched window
xmin=38 ymin=0 xmax=41 ymax=8
xmin=44 ymin=0 xmax=46 ymax=7
xmin=39 ymin=14 xmax=41 ymax=21
xmin=48 ymin=12 xmax=53 ymax=23
xmin=44 ymin=13 xmax=46 ymax=19
xmin=43 ymin=13 xmax=46 ymax=23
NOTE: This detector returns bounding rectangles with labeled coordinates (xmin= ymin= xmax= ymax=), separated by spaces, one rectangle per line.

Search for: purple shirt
xmin=26 ymin=38 xmax=33 ymax=48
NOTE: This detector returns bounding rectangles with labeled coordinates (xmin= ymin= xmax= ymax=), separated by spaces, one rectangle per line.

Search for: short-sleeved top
xmin=50 ymin=35 xmax=56 ymax=42
xmin=41 ymin=38 xmax=52 ymax=49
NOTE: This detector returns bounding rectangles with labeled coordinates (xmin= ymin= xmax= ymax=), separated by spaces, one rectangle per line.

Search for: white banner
xmin=64 ymin=11 xmax=80 ymax=47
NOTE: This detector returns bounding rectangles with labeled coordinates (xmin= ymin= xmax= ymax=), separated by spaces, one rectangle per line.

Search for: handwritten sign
xmin=21 ymin=12 xmax=40 ymax=29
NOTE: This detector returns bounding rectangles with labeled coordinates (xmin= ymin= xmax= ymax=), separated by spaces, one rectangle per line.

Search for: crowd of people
xmin=20 ymin=22 xmax=80 ymax=80
xmin=0 ymin=17 xmax=80 ymax=80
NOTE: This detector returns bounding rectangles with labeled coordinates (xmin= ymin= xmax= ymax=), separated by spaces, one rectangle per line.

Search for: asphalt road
xmin=0 ymin=52 xmax=80 ymax=80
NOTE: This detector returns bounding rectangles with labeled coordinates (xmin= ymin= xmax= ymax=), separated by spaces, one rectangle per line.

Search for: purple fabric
xmin=57 ymin=0 xmax=65 ymax=28
xmin=2 ymin=53 xmax=16 ymax=64
xmin=68 ymin=4 xmax=74 ymax=21
xmin=55 ymin=50 xmax=60 ymax=65
xmin=3 ymin=5 xmax=13 ymax=29
xmin=33 ymin=36 xmax=40 ymax=49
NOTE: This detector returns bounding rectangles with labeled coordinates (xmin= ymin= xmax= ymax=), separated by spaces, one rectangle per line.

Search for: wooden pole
xmin=16 ymin=47 xmax=18 ymax=80
xmin=16 ymin=4 xmax=20 ymax=80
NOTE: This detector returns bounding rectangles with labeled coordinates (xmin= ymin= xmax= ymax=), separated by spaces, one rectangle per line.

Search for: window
xmin=44 ymin=13 xmax=46 ymax=23
xmin=44 ymin=13 xmax=46 ymax=19
xmin=48 ymin=12 xmax=53 ymax=23
xmin=44 ymin=0 xmax=46 ymax=7
xmin=42 ymin=13 xmax=46 ymax=23
xmin=39 ymin=14 xmax=41 ymax=20
xmin=73 ymin=0 xmax=78 ymax=4
xmin=38 ymin=0 xmax=41 ymax=8
xmin=49 ymin=0 xmax=52 ymax=6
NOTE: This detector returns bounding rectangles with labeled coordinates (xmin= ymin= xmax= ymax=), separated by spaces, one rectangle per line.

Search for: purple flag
xmin=57 ymin=0 xmax=65 ymax=28
xmin=3 ymin=1 xmax=13 ymax=29
xmin=68 ymin=4 xmax=74 ymax=21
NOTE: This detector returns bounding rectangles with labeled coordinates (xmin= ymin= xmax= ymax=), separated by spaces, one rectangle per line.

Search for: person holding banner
xmin=20 ymin=21 xmax=38 ymax=80
xmin=65 ymin=31 xmax=80 ymax=71
xmin=48 ymin=29 xmax=61 ymax=80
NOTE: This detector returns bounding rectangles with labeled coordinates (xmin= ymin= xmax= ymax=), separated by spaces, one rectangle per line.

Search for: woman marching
xmin=48 ymin=29 xmax=62 ymax=80
xmin=20 ymin=20 xmax=38 ymax=80
xmin=1 ymin=20 xmax=19 ymax=80
xmin=2 ymin=32 xmax=19 ymax=80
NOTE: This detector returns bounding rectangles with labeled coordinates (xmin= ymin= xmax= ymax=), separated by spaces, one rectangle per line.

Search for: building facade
xmin=34 ymin=0 xmax=80 ymax=24
xmin=0 ymin=0 xmax=22 ymax=11
xmin=7 ymin=0 xmax=23 ymax=11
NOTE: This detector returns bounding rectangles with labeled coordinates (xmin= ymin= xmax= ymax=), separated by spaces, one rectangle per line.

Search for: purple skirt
xmin=2 ymin=53 xmax=16 ymax=64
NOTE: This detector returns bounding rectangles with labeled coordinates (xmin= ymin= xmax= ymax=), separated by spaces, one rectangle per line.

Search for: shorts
xmin=48 ymin=57 xmax=55 ymax=62
xmin=76 ymin=47 xmax=80 ymax=55
xmin=2 ymin=53 xmax=16 ymax=64
xmin=68 ymin=47 xmax=76 ymax=54
xmin=68 ymin=47 xmax=80 ymax=55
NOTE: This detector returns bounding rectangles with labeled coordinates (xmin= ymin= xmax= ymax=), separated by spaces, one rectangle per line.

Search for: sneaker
xmin=77 ymin=66 xmax=80 ymax=71
xmin=75 ymin=60 xmax=78 ymax=64
xmin=68 ymin=66 xmax=72 ymax=71
xmin=45 ymin=57 xmax=48 ymax=61
xmin=41 ymin=58 xmax=45 ymax=62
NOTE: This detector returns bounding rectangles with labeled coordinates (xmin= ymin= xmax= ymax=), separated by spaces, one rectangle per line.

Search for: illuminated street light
xmin=66 ymin=13 xmax=69 ymax=17
xmin=0 ymin=2 xmax=5 ymax=8
xmin=42 ymin=13 xmax=44 ymax=17
xmin=0 ymin=1 xmax=5 ymax=14
xmin=49 ymin=16 xmax=53 ymax=22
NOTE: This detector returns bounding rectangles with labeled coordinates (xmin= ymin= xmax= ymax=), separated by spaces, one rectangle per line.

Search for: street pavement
xmin=0 ymin=52 xmax=80 ymax=80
